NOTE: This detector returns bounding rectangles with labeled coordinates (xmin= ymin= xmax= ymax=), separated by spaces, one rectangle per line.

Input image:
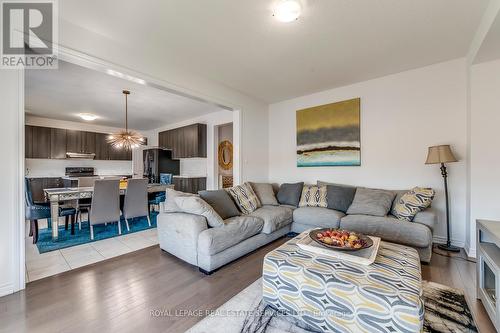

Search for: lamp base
xmin=437 ymin=243 xmax=461 ymax=252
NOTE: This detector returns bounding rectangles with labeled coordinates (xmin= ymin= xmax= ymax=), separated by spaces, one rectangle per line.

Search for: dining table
xmin=43 ymin=183 xmax=173 ymax=241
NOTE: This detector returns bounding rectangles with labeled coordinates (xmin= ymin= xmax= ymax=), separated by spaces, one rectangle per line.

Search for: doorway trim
xmin=15 ymin=45 xmax=242 ymax=292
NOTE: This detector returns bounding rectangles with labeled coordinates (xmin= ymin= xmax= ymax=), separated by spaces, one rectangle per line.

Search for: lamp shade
xmin=425 ymin=145 xmax=458 ymax=164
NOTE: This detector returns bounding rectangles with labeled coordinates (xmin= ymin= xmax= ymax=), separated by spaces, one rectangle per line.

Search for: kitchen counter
xmin=172 ymin=175 xmax=207 ymax=178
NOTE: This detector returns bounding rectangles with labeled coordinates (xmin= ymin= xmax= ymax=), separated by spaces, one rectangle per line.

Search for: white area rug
xmin=186 ymin=278 xmax=477 ymax=333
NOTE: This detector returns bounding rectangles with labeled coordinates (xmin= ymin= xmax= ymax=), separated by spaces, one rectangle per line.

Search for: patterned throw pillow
xmin=299 ymin=185 xmax=328 ymax=208
xmin=392 ymin=187 xmax=435 ymax=221
xmin=226 ymin=182 xmax=261 ymax=214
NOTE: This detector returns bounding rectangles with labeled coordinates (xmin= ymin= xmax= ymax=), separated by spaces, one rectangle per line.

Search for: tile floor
xmin=25 ymin=218 xmax=159 ymax=282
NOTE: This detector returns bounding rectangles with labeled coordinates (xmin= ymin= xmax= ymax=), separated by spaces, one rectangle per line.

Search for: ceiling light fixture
xmin=78 ymin=113 xmax=98 ymax=121
xmin=107 ymin=90 xmax=145 ymax=150
xmin=273 ymin=0 xmax=301 ymax=22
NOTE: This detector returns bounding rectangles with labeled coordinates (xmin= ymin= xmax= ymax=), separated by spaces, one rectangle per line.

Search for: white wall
xmin=150 ymin=110 xmax=234 ymax=190
xmin=268 ymin=59 xmax=468 ymax=246
xmin=0 ymin=71 xmax=23 ymax=297
xmin=25 ymin=159 xmax=132 ymax=177
xmin=468 ymin=58 xmax=500 ymax=254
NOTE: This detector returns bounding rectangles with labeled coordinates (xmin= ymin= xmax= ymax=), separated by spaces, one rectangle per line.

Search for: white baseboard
xmin=464 ymin=246 xmax=477 ymax=258
xmin=0 ymin=283 xmax=13 ymax=298
xmin=432 ymin=235 xmax=465 ymax=248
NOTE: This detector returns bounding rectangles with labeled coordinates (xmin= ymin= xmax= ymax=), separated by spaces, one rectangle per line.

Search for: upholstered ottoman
xmin=262 ymin=232 xmax=424 ymax=333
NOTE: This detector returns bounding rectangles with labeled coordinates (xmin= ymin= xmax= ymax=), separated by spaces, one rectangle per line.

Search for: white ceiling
xmin=59 ymin=0 xmax=490 ymax=103
xmin=25 ymin=61 xmax=225 ymax=130
xmin=474 ymin=11 xmax=500 ymax=64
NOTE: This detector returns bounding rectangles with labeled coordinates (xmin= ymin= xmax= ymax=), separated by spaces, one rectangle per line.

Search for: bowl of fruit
xmin=309 ymin=228 xmax=373 ymax=251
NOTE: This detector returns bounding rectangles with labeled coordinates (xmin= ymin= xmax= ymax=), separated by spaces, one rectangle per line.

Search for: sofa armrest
xmin=413 ymin=207 xmax=437 ymax=232
xmin=157 ymin=212 xmax=208 ymax=266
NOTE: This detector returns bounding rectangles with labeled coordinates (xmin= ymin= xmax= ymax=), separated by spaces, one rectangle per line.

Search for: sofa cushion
xmin=324 ymin=184 xmax=357 ymax=213
xmin=248 ymin=206 xmax=293 ymax=234
xmin=346 ymin=187 xmax=396 ymax=217
xmin=226 ymin=182 xmax=261 ymax=214
xmin=174 ymin=196 xmax=224 ymax=228
xmin=249 ymin=182 xmax=279 ymax=206
xmin=164 ymin=188 xmax=198 ymax=213
xmin=340 ymin=214 xmax=432 ymax=248
xmin=392 ymin=187 xmax=435 ymax=221
xmin=277 ymin=182 xmax=304 ymax=207
xmin=299 ymin=185 xmax=328 ymax=208
xmin=293 ymin=207 xmax=344 ymax=229
xmin=197 ymin=216 xmax=264 ymax=255
xmin=198 ymin=190 xmax=240 ymax=220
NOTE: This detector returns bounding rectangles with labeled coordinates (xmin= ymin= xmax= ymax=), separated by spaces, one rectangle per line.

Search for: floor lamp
xmin=425 ymin=145 xmax=459 ymax=252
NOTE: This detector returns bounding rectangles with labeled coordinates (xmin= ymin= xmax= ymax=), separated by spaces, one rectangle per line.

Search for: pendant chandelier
xmin=107 ymin=90 xmax=145 ymax=150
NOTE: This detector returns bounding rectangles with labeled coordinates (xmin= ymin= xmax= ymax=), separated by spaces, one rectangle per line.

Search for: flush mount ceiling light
xmin=273 ymin=0 xmax=302 ymax=22
xmin=78 ymin=113 xmax=98 ymax=121
xmin=107 ymin=90 xmax=145 ymax=150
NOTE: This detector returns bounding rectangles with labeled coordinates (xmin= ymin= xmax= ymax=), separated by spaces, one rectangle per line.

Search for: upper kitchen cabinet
xmin=50 ymin=128 xmax=67 ymax=159
xmin=25 ymin=125 xmax=51 ymax=159
xmin=158 ymin=123 xmax=207 ymax=158
xmin=95 ymin=132 xmax=110 ymax=160
xmin=24 ymin=125 xmax=134 ymax=161
xmin=66 ymin=130 xmax=96 ymax=154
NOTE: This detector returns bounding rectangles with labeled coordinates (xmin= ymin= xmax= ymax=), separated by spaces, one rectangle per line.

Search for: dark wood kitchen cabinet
xmin=25 ymin=125 xmax=134 ymax=161
xmin=173 ymin=177 xmax=206 ymax=194
xmin=25 ymin=125 xmax=33 ymax=158
xmin=109 ymin=145 xmax=132 ymax=161
xmin=66 ymin=130 xmax=96 ymax=154
xmin=94 ymin=132 xmax=110 ymax=160
xmin=159 ymin=123 xmax=206 ymax=158
xmin=27 ymin=126 xmax=51 ymax=159
xmin=50 ymin=128 xmax=67 ymax=159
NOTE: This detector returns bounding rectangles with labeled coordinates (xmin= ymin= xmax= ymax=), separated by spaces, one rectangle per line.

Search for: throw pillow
xmin=317 ymin=181 xmax=357 ymax=213
xmin=346 ymin=187 xmax=396 ymax=217
xmin=249 ymin=182 xmax=278 ymax=206
xmin=174 ymin=196 xmax=225 ymax=228
xmin=276 ymin=182 xmax=304 ymax=207
xmin=226 ymin=182 xmax=261 ymax=214
xmin=198 ymin=189 xmax=240 ymax=219
xmin=164 ymin=188 xmax=198 ymax=213
xmin=298 ymin=185 xmax=327 ymax=208
xmin=392 ymin=187 xmax=435 ymax=221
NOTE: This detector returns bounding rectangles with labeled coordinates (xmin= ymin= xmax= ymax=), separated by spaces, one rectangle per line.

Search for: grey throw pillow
xmin=325 ymin=184 xmax=357 ymax=213
xmin=346 ymin=187 xmax=396 ymax=217
xmin=198 ymin=190 xmax=240 ymax=219
xmin=174 ymin=196 xmax=225 ymax=228
xmin=249 ymin=182 xmax=278 ymax=206
xmin=277 ymin=182 xmax=304 ymax=207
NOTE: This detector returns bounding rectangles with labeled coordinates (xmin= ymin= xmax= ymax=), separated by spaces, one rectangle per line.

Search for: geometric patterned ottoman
xmin=262 ymin=232 xmax=424 ymax=333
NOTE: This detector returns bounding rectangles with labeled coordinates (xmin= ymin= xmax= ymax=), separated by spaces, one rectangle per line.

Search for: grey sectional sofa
xmin=157 ymin=185 xmax=436 ymax=274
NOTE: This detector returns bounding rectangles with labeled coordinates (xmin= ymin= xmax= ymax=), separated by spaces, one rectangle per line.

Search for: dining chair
xmin=123 ymin=178 xmax=151 ymax=231
xmin=25 ymin=178 xmax=77 ymax=243
xmin=89 ymin=179 xmax=121 ymax=240
xmin=75 ymin=177 xmax=98 ymax=230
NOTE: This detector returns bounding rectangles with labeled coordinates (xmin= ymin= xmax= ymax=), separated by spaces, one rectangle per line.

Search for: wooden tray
xmin=296 ymin=230 xmax=381 ymax=265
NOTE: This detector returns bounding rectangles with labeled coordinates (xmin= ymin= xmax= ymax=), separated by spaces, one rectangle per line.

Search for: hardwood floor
xmin=0 ymin=238 xmax=495 ymax=333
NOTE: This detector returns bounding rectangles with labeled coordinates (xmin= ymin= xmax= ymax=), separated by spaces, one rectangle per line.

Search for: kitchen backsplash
xmin=25 ymin=159 xmax=133 ymax=177
xmin=179 ymin=158 xmax=207 ymax=176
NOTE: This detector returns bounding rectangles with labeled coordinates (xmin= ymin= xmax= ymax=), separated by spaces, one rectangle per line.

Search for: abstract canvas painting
xmin=296 ymin=98 xmax=360 ymax=167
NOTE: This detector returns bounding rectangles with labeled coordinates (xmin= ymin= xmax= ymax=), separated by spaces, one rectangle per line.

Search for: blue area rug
xmin=36 ymin=211 xmax=158 ymax=253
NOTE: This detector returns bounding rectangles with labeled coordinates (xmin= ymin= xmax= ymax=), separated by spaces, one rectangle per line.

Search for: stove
xmin=65 ymin=167 xmax=96 ymax=177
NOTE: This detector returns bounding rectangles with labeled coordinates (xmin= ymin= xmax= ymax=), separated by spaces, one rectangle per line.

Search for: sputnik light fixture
xmin=107 ymin=90 xmax=145 ymax=150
